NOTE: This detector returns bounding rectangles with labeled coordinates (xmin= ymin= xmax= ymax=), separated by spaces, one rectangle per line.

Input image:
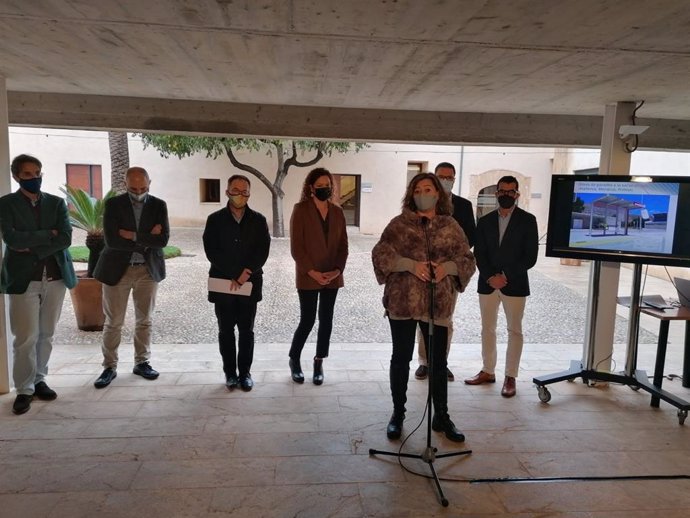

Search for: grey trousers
xmin=9 ymin=279 xmax=66 ymax=395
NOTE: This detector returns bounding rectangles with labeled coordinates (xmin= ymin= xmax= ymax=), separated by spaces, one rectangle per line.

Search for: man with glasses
xmin=415 ymin=162 xmax=476 ymax=382
xmin=203 ymin=175 xmax=270 ymax=391
xmin=93 ymin=167 xmax=169 ymax=388
xmin=0 ymin=154 xmax=77 ymax=414
xmin=465 ymin=175 xmax=538 ymax=397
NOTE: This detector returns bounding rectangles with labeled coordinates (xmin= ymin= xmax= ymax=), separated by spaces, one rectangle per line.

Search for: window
xmin=66 ymin=164 xmax=102 ymax=198
xmin=476 ymin=185 xmax=498 ymax=219
xmin=407 ymin=161 xmax=427 ymax=184
xmin=200 ymin=178 xmax=221 ymax=203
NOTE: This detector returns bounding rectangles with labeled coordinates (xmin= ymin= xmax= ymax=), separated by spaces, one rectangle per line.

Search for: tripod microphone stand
xmin=369 ymin=216 xmax=472 ymax=507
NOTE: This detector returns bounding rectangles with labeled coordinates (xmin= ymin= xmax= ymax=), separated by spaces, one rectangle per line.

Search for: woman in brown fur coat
xmin=372 ymin=173 xmax=475 ymax=441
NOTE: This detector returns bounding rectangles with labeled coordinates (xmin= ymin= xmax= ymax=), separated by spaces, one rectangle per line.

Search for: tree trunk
xmin=108 ymin=131 xmax=130 ymax=193
xmin=272 ymin=146 xmax=287 ymax=237
xmin=272 ymin=191 xmax=285 ymax=237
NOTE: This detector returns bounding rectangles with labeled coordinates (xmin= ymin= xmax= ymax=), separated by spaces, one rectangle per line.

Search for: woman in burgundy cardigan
xmin=289 ymin=168 xmax=349 ymax=385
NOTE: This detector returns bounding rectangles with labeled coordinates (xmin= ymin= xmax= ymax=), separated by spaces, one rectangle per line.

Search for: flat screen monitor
xmin=546 ymin=174 xmax=690 ymax=267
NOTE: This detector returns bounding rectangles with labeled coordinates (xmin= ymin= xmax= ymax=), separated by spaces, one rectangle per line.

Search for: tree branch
xmin=224 ymin=146 xmax=276 ymax=193
xmin=285 ymin=141 xmax=324 ymax=169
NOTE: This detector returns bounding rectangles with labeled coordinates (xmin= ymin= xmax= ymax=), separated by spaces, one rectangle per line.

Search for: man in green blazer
xmin=0 ymin=154 xmax=77 ymax=415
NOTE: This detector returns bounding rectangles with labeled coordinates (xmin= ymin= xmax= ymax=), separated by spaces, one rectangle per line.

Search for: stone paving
xmin=56 ymin=227 xmax=657 ymax=347
xmin=3 ymin=228 xmax=690 ymax=517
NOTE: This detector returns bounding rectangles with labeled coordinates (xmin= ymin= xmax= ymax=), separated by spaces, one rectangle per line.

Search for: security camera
xmin=618 ymin=125 xmax=649 ymax=140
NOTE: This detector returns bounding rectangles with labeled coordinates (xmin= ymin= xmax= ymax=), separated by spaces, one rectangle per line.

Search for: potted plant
xmin=61 ymin=186 xmax=116 ymax=331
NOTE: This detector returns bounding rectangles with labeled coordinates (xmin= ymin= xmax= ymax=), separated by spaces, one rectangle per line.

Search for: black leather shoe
xmin=386 ymin=412 xmax=405 ymax=440
xmin=289 ymin=358 xmax=304 ymax=384
xmin=133 ymin=362 xmax=159 ymax=380
xmin=94 ymin=368 xmax=117 ymax=389
xmin=12 ymin=394 xmax=33 ymax=415
xmin=240 ymin=374 xmax=254 ymax=392
xmin=225 ymin=374 xmax=239 ymax=390
xmin=432 ymin=414 xmax=466 ymax=442
xmin=313 ymin=358 xmax=324 ymax=385
xmin=34 ymin=381 xmax=57 ymax=401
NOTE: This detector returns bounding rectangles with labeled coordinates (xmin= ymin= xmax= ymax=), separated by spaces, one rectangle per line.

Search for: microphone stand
xmin=370 ymin=215 xmax=472 ymax=507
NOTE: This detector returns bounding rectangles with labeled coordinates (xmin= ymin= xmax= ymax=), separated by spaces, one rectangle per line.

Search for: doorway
xmin=333 ymin=174 xmax=360 ymax=226
xmin=476 ymin=185 xmax=497 ymax=220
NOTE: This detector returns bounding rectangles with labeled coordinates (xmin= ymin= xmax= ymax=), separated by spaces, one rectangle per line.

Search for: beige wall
xmin=9 ymin=127 xmax=113 ymax=193
xmin=9 ymin=127 xmax=689 ymax=238
xmin=569 ymin=147 xmax=690 ymax=176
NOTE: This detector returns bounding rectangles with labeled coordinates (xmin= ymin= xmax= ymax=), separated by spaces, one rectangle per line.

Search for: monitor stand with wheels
xmin=532 ymin=262 xmax=690 ymax=425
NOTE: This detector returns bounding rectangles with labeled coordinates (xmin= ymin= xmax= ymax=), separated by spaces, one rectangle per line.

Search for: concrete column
xmin=0 ymin=77 xmax=11 ymax=394
xmin=455 ymin=146 xmax=465 ymax=196
xmin=583 ymin=102 xmax=634 ymax=374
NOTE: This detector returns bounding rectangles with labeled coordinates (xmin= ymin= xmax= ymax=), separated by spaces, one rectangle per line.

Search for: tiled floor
xmin=1 ymin=333 xmax=689 ymax=517
xmin=2 ymin=257 xmax=690 ymax=516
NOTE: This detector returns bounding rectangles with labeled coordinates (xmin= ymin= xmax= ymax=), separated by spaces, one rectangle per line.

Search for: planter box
xmin=69 ymin=272 xmax=105 ymax=331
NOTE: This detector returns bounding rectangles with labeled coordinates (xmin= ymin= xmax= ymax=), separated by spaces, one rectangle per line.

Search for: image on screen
xmin=568 ymin=180 xmax=679 ymax=255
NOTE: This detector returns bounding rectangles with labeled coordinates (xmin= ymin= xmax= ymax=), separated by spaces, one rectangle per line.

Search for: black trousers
xmin=214 ymin=297 xmax=258 ymax=377
xmin=289 ymin=288 xmax=339 ymax=360
xmin=389 ymin=319 xmax=449 ymax=416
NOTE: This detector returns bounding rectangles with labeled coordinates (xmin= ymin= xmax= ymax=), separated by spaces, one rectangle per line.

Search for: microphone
xmin=419 ymin=216 xmax=434 ymax=280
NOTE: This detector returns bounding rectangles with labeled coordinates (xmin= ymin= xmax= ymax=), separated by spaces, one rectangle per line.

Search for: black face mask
xmin=314 ymin=187 xmax=332 ymax=201
xmin=19 ymin=177 xmax=42 ymax=194
xmin=497 ymin=195 xmax=516 ymax=209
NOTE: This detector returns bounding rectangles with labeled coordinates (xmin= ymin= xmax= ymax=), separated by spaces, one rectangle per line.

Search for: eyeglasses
xmin=497 ymin=189 xmax=518 ymax=196
xmin=229 ymin=190 xmax=250 ymax=197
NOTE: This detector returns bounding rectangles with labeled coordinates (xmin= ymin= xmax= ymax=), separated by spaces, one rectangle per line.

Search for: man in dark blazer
xmin=415 ymin=162 xmax=477 ymax=382
xmin=93 ymin=167 xmax=169 ymax=388
xmin=203 ymin=174 xmax=270 ymax=391
xmin=0 ymin=154 xmax=77 ymax=414
xmin=465 ymin=175 xmax=539 ymax=397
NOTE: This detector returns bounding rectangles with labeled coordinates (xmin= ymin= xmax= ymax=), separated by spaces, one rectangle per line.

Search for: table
xmin=639 ymin=305 xmax=690 ymax=407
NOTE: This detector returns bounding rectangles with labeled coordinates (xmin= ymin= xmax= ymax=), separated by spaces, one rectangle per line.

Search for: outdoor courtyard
xmin=1 ymin=228 xmax=689 ymax=517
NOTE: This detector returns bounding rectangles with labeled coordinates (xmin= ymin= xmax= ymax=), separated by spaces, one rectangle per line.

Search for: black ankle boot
xmin=313 ymin=358 xmax=324 ymax=385
xmin=289 ymin=358 xmax=304 ymax=384
xmin=431 ymin=413 xmax=465 ymax=443
xmin=386 ymin=412 xmax=405 ymax=440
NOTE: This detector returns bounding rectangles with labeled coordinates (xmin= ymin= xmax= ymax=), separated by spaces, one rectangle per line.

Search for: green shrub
xmin=69 ymin=245 xmax=182 ymax=262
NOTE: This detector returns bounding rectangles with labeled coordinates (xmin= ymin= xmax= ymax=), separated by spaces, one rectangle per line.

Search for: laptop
xmin=675 ymin=277 xmax=690 ymax=308
xmin=617 ymin=294 xmax=673 ymax=309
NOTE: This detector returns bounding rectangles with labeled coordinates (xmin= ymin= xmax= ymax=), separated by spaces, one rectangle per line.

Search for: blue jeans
xmin=9 ymin=279 xmax=67 ymax=395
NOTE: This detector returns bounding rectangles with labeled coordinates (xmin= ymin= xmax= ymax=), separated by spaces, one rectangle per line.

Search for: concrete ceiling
xmin=2 ymin=0 xmax=690 ymax=148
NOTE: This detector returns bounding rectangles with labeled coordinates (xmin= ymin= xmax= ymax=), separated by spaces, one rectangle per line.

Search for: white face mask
xmin=128 ymin=191 xmax=147 ymax=202
xmin=439 ymin=178 xmax=454 ymax=193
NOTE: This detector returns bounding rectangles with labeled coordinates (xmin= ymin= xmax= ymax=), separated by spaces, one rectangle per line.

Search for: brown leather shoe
xmin=464 ymin=371 xmax=496 ymax=385
xmin=501 ymin=376 xmax=516 ymax=398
